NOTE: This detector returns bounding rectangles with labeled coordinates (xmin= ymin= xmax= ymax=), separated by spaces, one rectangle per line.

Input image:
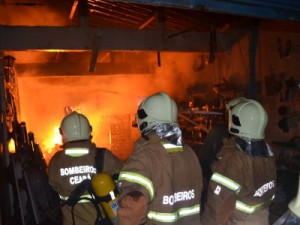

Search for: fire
xmin=42 ymin=125 xmax=62 ymax=164
xmin=52 ymin=126 xmax=63 ymax=146
xmin=43 ymin=126 xmax=62 ymax=151
xmin=8 ymin=138 xmax=16 ymax=153
xmin=16 ymin=53 xmax=201 ymax=163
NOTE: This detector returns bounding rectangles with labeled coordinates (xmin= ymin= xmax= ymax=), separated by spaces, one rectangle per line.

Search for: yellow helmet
xmin=136 ymin=92 xmax=178 ymax=134
xmin=60 ymin=111 xmax=92 ymax=143
xmin=228 ymin=99 xmax=268 ymax=140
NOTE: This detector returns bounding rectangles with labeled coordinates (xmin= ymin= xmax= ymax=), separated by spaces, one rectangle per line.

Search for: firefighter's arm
xmin=117 ymin=191 xmax=148 ymax=225
xmin=103 ymin=149 xmax=124 ymax=176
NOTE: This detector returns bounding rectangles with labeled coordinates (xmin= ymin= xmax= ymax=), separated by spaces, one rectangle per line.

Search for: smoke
xmin=0 ymin=4 xmax=72 ymax=26
xmin=16 ymin=51 xmax=212 ymax=161
xmin=153 ymin=52 xmax=202 ymax=100
xmin=2 ymin=1 xmax=229 ymax=161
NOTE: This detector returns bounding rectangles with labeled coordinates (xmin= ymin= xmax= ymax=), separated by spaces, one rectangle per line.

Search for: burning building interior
xmin=1 ymin=0 xmax=300 ymax=224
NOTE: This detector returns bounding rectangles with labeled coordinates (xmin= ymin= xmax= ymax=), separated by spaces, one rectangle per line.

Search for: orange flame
xmin=42 ymin=125 xmax=62 ymax=164
xmin=8 ymin=138 xmax=16 ymax=153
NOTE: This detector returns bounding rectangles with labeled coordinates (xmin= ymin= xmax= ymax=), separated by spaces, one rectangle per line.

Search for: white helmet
xmin=60 ymin=111 xmax=92 ymax=143
xmin=228 ymin=99 xmax=268 ymax=140
xmin=288 ymin=172 xmax=300 ymax=217
xmin=136 ymin=92 xmax=178 ymax=134
xmin=226 ymin=97 xmax=248 ymax=110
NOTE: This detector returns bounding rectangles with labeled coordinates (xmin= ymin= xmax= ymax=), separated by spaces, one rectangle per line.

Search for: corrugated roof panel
xmin=108 ymin=0 xmax=300 ymax=22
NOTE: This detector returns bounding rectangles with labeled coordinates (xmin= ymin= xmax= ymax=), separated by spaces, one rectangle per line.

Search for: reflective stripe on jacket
xmin=119 ymin=170 xmax=201 ymax=223
xmin=48 ymin=140 xmax=123 ymax=225
xmin=201 ymin=137 xmax=277 ymax=225
xmin=148 ymin=204 xmax=200 ymax=223
xmin=211 ymin=172 xmax=275 ymax=214
xmin=60 ymin=194 xmax=94 ymax=203
xmin=118 ymin=133 xmax=203 ymax=225
xmin=119 ymin=172 xmax=155 ymax=201
xmin=65 ymin=147 xmax=89 ymax=156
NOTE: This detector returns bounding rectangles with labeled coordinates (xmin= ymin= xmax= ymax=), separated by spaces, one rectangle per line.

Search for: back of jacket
xmin=48 ymin=140 xmax=123 ymax=225
xmin=201 ymin=137 xmax=277 ymax=225
xmin=118 ymin=133 xmax=203 ymax=225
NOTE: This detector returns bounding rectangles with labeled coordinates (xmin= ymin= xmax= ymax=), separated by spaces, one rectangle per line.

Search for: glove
xmin=117 ymin=191 xmax=148 ymax=225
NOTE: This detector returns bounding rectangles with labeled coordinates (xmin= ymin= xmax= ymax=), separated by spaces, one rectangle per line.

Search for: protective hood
xmin=235 ymin=136 xmax=273 ymax=157
xmin=153 ymin=123 xmax=182 ymax=146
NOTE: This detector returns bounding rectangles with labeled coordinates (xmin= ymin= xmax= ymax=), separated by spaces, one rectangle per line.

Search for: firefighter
xmin=201 ymin=98 xmax=277 ymax=225
xmin=48 ymin=111 xmax=123 ymax=225
xmin=200 ymin=97 xmax=247 ymax=191
xmin=117 ymin=91 xmax=203 ymax=225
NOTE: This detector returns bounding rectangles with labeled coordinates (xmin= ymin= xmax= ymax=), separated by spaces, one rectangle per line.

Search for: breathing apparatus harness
xmin=56 ymin=148 xmax=116 ymax=225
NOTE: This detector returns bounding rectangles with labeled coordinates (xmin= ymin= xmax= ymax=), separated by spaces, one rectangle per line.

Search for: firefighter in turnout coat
xmin=117 ymin=91 xmax=203 ymax=225
xmin=201 ymin=98 xmax=277 ymax=225
xmin=48 ymin=111 xmax=123 ymax=225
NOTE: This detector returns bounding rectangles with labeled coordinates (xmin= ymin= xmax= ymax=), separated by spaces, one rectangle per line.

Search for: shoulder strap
xmin=95 ymin=148 xmax=106 ymax=173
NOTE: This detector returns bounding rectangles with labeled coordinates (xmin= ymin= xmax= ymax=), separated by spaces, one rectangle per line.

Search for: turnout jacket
xmin=48 ymin=140 xmax=123 ymax=225
xmin=201 ymin=137 xmax=277 ymax=225
xmin=118 ymin=133 xmax=203 ymax=225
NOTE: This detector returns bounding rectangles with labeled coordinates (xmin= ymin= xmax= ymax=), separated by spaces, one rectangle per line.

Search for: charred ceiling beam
xmin=14 ymin=62 xmax=156 ymax=76
xmin=109 ymin=0 xmax=300 ymax=22
xmin=138 ymin=13 xmax=156 ymax=29
xmin=89 ymin=33 xmax=102 ymax=72
xmin=69 ymin=0 xmax=78 ymax=20
xmin=0 ymin=26 xmax=245 ymax=52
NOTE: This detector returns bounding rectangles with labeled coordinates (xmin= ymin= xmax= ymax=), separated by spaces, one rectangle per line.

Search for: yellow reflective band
xmin=109 ymin=190 xmax=116 ymax=200
xmin=236 ymin=200 xmax=265 ymax=214
xmin=118 ymin=172 xmax=155 ymax=201
xmin=236 ymin=195 xmax=276 ymax=214
xmin=60 ymin=194 xmax=93 ymax=203
xmin=211 ymin=173 xmax=241 ymax=193
xmin=161 ymin=142 xmax=183 ymax=153
xmin=60 ymin=195 xmax=68 ymax=201
xmin=65 ymin=147 xmax=89 ymax=157
xmin=148 ymin=204 xmax=200 ymax=223
xmin=271 ymin=195 xmax=275 ymax=200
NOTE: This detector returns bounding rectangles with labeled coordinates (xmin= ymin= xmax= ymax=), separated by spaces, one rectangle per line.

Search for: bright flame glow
xmin=8 ymin=139 xmax=15 ymax=153
xmin=52 ymin=126 xmax=62 ymax=146
xmin=42 ymin=126 xmax=62 ymax=164
xmin=17 ymin=52 xmax=207 ymax=163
